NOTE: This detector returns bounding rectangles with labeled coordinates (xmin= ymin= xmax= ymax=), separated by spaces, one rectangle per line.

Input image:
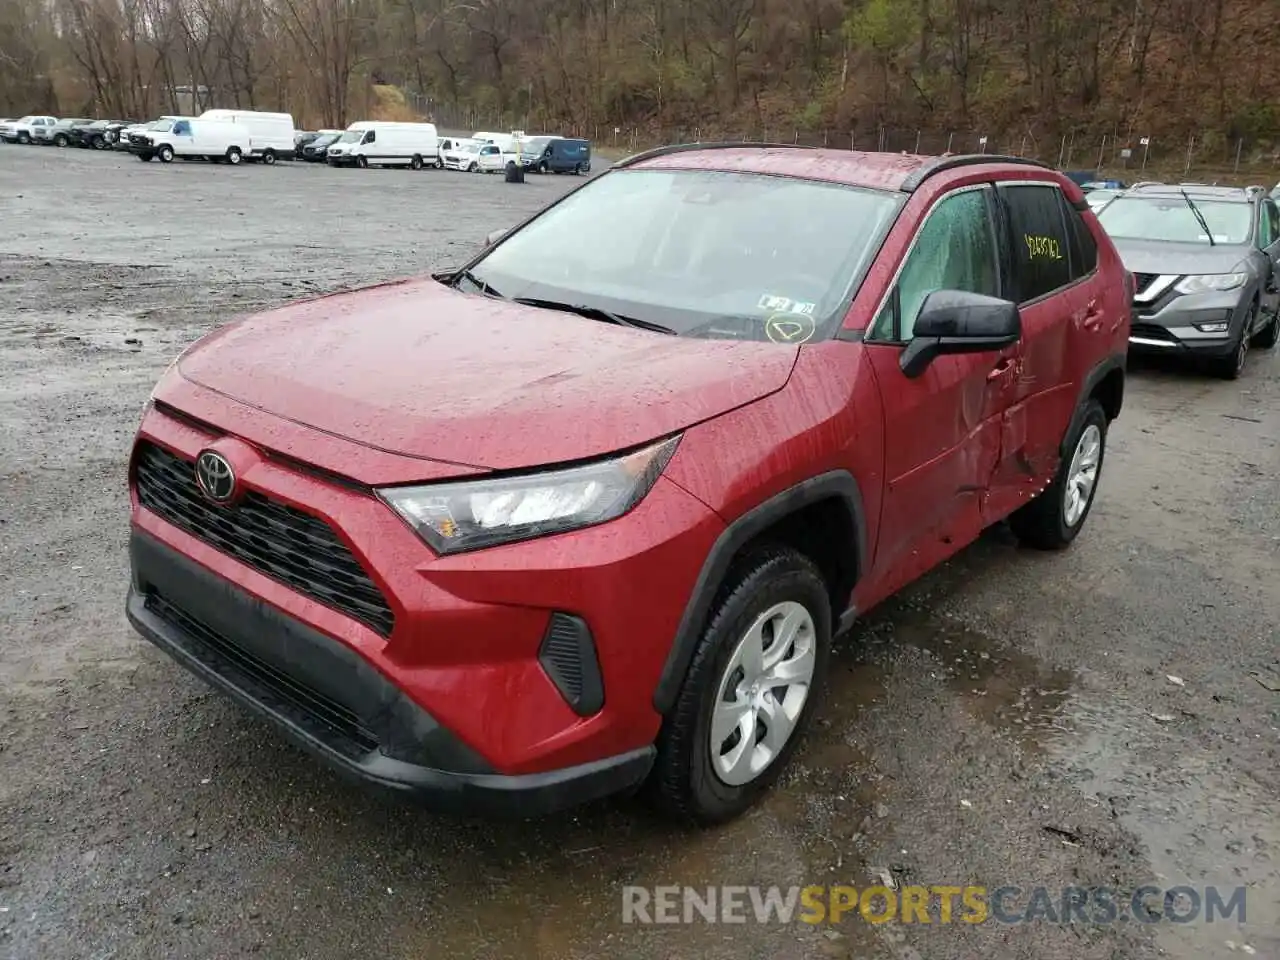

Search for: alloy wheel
xmin=1063 ymin=424 xmax=1102 ymax=527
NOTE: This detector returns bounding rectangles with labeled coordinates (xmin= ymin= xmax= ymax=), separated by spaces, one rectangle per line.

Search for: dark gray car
xmin=1096 ymin=183 xmax=1280 ymax=378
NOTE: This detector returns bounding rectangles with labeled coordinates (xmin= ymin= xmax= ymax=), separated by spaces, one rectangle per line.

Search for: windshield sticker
xmin=758 ymin=294 xmax=792 ymax=312
xmin=764 ymin=313 xmax=817 ymax=344
xmin=1024 ymin=234 xmax=1064 ymax=261
xmin=788 ymin=301 xmax=816 ymax=316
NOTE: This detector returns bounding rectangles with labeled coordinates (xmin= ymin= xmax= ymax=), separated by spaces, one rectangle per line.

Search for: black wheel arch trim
xmin=1061 ymin=352 xmax=1125 ymax=457
xmin=652 ymin=470 xmax=866 ymax=715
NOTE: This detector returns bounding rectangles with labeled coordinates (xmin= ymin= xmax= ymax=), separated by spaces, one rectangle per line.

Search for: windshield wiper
xmin=454 ymin=269 xmax=505 ymax=298
xmin=1180 ymin=190 xmax=1216 ymax=246
xmin=512 ymin=297 xmax=678 ymax=335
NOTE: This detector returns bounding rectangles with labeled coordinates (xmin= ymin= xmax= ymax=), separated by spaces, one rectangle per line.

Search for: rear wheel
xmin=17 ymin=132 xmax=30 ymax=144
xmin=225 ymin=146 xmax=243 ymax=164
xmin=1010 ymin=400 xmax=1107 ymax=550
xmin=646 ymin=548 xmax=831 ymax=825
xmin=410 ymin=154 xmax=423 ymax=170
xmin=261 ymin=149 xmax=277 ymax=166
xmin=1251 ymin=306 xmax=1279 ymax=349
xmin=468 ymin=161 xmax=478 ymax=172
xmin=54 ymin=133 xmax=69 ymax=147
xmin=91 ymin=135 xmax=105 ymax=150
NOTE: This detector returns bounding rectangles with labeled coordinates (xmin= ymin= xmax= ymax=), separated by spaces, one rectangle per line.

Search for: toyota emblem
xmin=194 ymin=450 xmax=237 ymax=504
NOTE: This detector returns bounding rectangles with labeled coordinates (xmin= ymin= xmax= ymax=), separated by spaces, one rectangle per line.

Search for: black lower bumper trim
xmin=126 ymin=530 xmax=654 ymax=816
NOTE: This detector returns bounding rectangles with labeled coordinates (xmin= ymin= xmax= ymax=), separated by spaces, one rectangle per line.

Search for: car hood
xmin=177 ymin=277 xmax=798 ymax=472
xmin=1108 ymin=238 xmax=1254 ymax=276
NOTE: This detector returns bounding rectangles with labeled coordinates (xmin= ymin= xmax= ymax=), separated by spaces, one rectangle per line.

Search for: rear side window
xmin=1060 ymin=194 xmax=1098 ymax=278
xmin=1258 ymin=201 xmax=1278 ymax=248
xmin=1001 ymin=184 xmax=1074 ymax=302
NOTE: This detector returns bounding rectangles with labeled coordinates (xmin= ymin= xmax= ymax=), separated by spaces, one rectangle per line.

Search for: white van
xmin=326 ymin=121 xmax=439 ymax=169
xmin=126 ymin=116 xmax=252 ymax=164
xmin=199 ymin=109 xmax=296 ymax=163
xmin=471 ymin=130 xmax=516 ymax=153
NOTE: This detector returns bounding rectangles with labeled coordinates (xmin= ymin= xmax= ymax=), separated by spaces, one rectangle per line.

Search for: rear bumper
xmin=127 ymin=530 xmax=655 ymax=816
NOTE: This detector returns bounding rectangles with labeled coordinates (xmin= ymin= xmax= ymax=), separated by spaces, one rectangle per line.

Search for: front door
xmin=861 ymin=184 xmax=1011 ymax=591
xmin=1257 ymin=199 xmax=1280 ymax=319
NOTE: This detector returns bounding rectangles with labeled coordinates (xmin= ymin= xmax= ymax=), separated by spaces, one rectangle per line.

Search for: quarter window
xmin=1061 ymin=195 xmax=1098 ymax=278
xmin=1258 ymin=201 xmax=1278 ymax=248
xmin=1001 ymin=184 xmax=1074 ymax=302
xmin=869 ymin=188 xmax=1000 ymax=341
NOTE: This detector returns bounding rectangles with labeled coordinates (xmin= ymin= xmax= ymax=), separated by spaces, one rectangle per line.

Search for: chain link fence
xmin=415 ymin=96 xmax=1280 ymax=185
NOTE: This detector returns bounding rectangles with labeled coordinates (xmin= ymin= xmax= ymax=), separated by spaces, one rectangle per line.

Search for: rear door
xmin=983 ymin=181 xmax=1086 ymax=521
xmin=862 ymin=184 xmax=1011 ymax=579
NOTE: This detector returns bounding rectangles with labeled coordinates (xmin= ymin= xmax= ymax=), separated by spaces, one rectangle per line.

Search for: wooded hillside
xmin=3 ymin=0 xmax=1278 ymax=156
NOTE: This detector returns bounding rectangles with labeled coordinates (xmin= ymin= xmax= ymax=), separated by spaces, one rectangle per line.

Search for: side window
xmin=1001 ymin=184 xmax=1075 ymax=301
xmin=173 ymin=121 xmax=190 ymax=136
xmin=1061 ymin=193 xmax=1098 ymax=278
xmin=868 ymin=188 xmax=1000 ymax=341
xmin=364 ymin=130 xmax=376 ymax=144
xmin=1258 ymin=201 xmax=1277 ymax=248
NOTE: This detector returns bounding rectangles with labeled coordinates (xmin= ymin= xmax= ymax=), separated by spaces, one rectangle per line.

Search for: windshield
xmin=312 ymin=133 xmax=339 ymax=147
xmin=464 ymin=168 xmax=902 ymax=342
xmin=336 ymin=130 xmax=361 ymax=143
xmin=461 ymin=142 xmax=480 ymax=153
xmin=148 ymin=119 xmax=173 ymax=131
xmin=1098 ymin=196 xmax=1253 ymax=244
xmin=522 ymin=137 xmax=552 ymax=153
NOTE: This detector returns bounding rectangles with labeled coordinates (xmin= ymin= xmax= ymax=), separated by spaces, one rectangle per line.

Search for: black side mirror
xmin=484 ymin=227 xmax=509 ymax=247
xmin=900 ymin=290 xmax=1021 ymax=378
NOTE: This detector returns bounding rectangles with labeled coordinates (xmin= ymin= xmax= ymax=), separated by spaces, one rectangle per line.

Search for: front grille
xmin=134 ymin=442 xmax=395 ymax=637
xmin=145 ymin=592 xmax=379 ymax=756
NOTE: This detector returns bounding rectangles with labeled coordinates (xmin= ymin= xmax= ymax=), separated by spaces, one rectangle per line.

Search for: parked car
xmin=198 ymin=109 xmax=296 ymax=163
xmin=299 ymin=131 xmax=342 ymax=161
xmin=103 ymin=121 xmax=139 ymax=147
xmin=527 ymin=136 xmax=591 ymax=174
xmin=326 ymin=121 xmax=440 ymax=168
xmin=126 ymin=145 xmax=1128 ymax=823
xmin=439 ymin=136 xmax=476 ymax=169
xmin=471 ymin=130 xmax=516 ymax=152
xmin=40 ymin=117 xmax=94 ymax=146
xmin=110 ymin=121 xmax=151 ymax=148
xmin=475 ymin=141 xmax=516 ymax=173
xmin=1097 ymin=182 xmax=1280 ymax=378
xmin=67 ymin=119 xmax=116 ymax=149
xmin=128 ymin=116 xmax=252 ymax=164
xmin=443 ymin=140 xmax=482 ymax=171
xmin=0 ymin=115 xmax=57 ymax=144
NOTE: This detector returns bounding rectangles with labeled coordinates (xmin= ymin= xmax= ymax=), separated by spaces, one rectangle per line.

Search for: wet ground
xmin=1 ymin=144 xmax=1277 ymax=960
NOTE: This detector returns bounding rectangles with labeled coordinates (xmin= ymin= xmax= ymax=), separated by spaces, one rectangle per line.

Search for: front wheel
xmin=1209 ymin=303 xmax=1254 ymax=379
xmin=468 ymin=161 xmax=478 ymax=172
xmin=17 ymin=132 xmax=30 ymax=144
xmin=646 ymin=547 xmax=831 ymax=825
xmin=261 ymin=149 xmax=277 ymax=165
xmin=356 ymin=155 xmax=368 ymax=169
xmin=1009 ymin=400 xmax=1107 ymax=550
xmin=91 ymin=135 xmax=105 ymax=150
xmin=157 ymin=144 xmax=175 ymax=163
xmin=54 ymin=133 xmax=69 ymax=147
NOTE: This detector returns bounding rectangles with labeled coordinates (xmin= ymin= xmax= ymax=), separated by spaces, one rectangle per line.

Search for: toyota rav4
xmin=126 ymin=146 xmax=1129 ymax=824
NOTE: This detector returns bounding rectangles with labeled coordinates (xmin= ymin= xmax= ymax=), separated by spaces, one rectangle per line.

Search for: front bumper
xmin=1128 ymin=288 xmax=1248 ymax=356
xmin=127 ymin=529 xmax=655 ymax=816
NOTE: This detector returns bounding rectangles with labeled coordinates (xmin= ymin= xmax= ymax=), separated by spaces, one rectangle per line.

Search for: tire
xmin=91 ymin=135 xmax=104 ymax=150
xmin=434 ymin=157 xmax=443 ymax=169
xmin=137 ymin=153 xmax=152 ymax=162
xmin=157 ymin=144 xmax=174 ymax=163
xmin=357 ymin=155 xmax=368 ymax=169
xmin=17 ymin=132 xmax=30 ymax=144
xmin=1208 ymin=302 xmax=1254 ymax=379
xmin=468 ymin=161 xmax=478 ymax=172
xmin=54 ymin=133 xmax=68 ymax=147
xmin=1250 ymin=306 xmax=1279 ymax=349
xmin=1009 ymin=400 xmax=1107 ymax=550
xmin=262 ymin=149 xmax=276 ymax=165
xmin=226 ymin=146 xmax=243 ymax=164
xmin=646 ymin=547 xmax=831 ymax=825
xmin=410 ymin=154 xmax=423 ymax=170
xmin=538 ymin=161 xmax=548 ymax=174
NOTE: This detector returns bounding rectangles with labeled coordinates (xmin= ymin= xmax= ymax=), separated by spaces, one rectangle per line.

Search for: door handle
xmin=987 ymin=357 xmax=1017 ymax=381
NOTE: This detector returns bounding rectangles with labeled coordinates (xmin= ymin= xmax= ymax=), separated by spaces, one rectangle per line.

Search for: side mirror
xmin=484 ymin=227 xmax=509 ymax=248
xmin=900 ymin=290 xmax=1021 ymax=378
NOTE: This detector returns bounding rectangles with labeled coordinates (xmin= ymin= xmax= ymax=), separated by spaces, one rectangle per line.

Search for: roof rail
xmin=612 ymin=140 xmax=813 ymax=169
xmin=898 ymin=154 xmax=1052 ymax=192
xmin=1129 ymin=181 xmax=1164 ymax=189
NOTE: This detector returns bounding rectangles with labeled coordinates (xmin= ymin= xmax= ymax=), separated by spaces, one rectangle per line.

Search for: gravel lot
xmin=1 ymin=144 xmax=1277 ymax=960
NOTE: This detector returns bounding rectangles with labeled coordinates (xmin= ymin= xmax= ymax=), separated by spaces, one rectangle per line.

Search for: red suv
xmin=127 ymin=146 xmax=1129 ymax=824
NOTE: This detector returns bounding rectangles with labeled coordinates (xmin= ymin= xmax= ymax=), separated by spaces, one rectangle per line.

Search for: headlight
xmin=1174 ymin=273 xmax=1247 ymax=294
xmin=378 ymin=436 xmax=681 ymax=555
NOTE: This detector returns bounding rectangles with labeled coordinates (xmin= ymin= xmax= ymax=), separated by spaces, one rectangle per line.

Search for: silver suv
xmin=1096 ymin=183 xmax=1280 ymax=378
